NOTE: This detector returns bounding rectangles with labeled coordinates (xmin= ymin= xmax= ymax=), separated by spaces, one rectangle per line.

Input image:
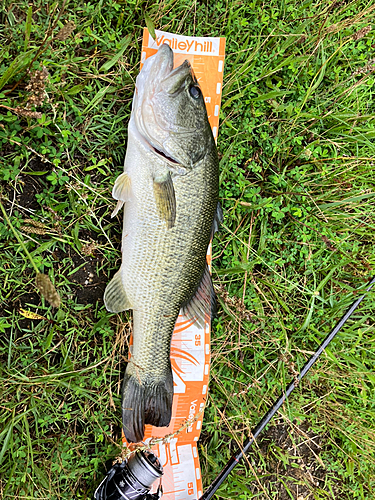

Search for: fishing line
xmin=199 ymin=275 xmax=375 ymax=500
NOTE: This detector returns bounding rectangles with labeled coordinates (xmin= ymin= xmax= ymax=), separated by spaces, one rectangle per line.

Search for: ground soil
xmin=2 ymin=158 xmax=112 ymax=314
xmin=247 ymin=421 xmax=341 ymax=499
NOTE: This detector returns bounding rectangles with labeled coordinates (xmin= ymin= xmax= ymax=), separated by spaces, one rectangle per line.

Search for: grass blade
xmin=0 ymin=49 xmax=34 ymax=91
xmin=144 ymin=10 xmax=156 ymax=40
xmin=100 ymin=34 xmax=132 ymax=72
xmin=24 ymin=6 xmax=33 ymax=51
xmin=0 ymin=422 xmax=13 ymax=467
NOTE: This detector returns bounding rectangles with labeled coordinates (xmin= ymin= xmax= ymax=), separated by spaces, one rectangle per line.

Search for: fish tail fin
xmin=122 ymin=368 xmax=173 ymax=443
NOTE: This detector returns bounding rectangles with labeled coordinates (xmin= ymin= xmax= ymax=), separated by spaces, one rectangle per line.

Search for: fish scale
xmin=127 ymin=160 xmax=217 ymax=378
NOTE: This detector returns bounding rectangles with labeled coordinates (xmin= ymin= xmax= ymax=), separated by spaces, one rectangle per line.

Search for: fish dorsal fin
xmin=104 ymin=268 xmax=132 ymax=313
xmin=153 ymin=172 xmax=176 ymax=229
xmin=211 ymin=201 xmax=223 ymax=238
xmin=181 ymin=264 xmax=216 ymax=328
xmin=111 ymin=172 xmax=132 ymax=218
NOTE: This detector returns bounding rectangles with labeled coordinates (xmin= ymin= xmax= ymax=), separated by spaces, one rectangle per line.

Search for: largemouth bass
xmin=104 ymin=44 xmax=221 ymax=443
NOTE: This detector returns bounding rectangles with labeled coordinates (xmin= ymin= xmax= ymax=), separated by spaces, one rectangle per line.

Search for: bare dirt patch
xmin=248 ymin=421 xmax=341 ymax=499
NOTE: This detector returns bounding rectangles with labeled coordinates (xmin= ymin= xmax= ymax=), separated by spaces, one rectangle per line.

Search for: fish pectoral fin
xmin=111 ymin=172 xmax=132 ymax=218
xmin=104 ymin=268 xmax=132 ymax=313
xmin=153 ymin=172 xmax=176 ymax=229
xmin=111 ymin=200 xmax=124 ymax=218
xmin=211 ymin=201 xmax=223 ymax=239
xmin=181 ymin=264 xmax=216 ymax=327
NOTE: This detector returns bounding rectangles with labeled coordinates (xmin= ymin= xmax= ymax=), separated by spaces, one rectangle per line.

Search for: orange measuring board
xmin=125 ymin=30 xmax=225 ymax=500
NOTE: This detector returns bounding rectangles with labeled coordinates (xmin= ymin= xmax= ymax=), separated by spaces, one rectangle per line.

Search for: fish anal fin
xmin=153 ymin=172 xmax=176 ymax=229
xmin=181 ymin=264 xmax=216 ymax=327
xmin=104 ymin=268 xmax=132 ymax=313
xmin=111 ymin=172 xmax=132 ymax=217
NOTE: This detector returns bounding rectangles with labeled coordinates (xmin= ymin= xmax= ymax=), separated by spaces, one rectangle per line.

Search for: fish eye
xmin=189 ymin=84 xmax=201 ymax=99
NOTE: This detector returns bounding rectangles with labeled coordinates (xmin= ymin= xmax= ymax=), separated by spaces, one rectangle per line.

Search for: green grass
xmin=0 ymin=0 xmax=374 ymax=498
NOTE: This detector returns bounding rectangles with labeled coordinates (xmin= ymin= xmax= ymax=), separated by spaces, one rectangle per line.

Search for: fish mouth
xmin=151 ymin=144 xmax=180 ymax=166
xmin=133 ymin=44 xmax=193 ymax=171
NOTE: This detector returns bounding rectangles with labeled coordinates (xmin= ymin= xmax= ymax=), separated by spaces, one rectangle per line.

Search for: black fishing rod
xmin=94 ymin=276 xmax=375 ymax=500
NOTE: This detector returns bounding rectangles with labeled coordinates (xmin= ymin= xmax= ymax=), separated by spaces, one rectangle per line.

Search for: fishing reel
xmin=94 ymin=450 xmax=163 ymax=500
